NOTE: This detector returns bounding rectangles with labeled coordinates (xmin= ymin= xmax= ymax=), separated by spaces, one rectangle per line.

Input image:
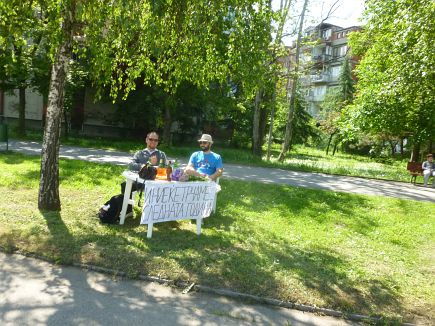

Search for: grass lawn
xmin=0 ymin=151 xmax=433 ymax=324
xmin=12 ymin=131 xmax=413 ymax=183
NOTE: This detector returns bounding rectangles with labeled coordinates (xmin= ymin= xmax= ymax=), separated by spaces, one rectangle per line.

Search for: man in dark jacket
xmin=128 ymin=131 xmax=167 ymax=171
xmin=121 ymin=132 xmax=167 ymax=211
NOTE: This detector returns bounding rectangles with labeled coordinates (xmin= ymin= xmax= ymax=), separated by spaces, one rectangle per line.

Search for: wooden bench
xmin=406 ymin=162 xmax=423 ymax=184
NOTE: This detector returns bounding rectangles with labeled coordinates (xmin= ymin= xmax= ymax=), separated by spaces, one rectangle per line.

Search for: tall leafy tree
xmin=348 ymin=0 xmax=435 ymax=160
xmin=1 ymin=0 xmax=273 ymax=210
xmin=319 ymin=87 xmax=342 ymax=154
xmin=274 ymin=83 xmax=319 ymax=147
xmin=277 ymin=0 xmax=309 ymax=162
xmin=0 ymin=0 xmax=45 ymax=134
xmin=265 ymin=0 xmax=294 ymax=160
xmin=339 ymin=56 xmax=354 ymax=103
xmin=320 ymin=56 xmax=355 ymax=155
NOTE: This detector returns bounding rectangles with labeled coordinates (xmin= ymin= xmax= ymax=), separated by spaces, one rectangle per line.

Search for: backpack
xmin=138 ymin=164 xmax=157 ymax=180
xmin=98 ymin=194 xmax=123 ymax=224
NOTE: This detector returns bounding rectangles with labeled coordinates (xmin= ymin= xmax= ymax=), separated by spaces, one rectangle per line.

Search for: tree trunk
xmin=42 ymin=93 xmax=48 ymax=128
xmin=332 ymin=139 xmax=339 ymax=156
xmin=266 ymin=88 xmax=276 ymax=161
xmin=0 ymin=90 xmax=4 ymax=117
xmin=265 ymin=105 xmax=275 ymax=161
xmin=163 ymin=102 xmax=172 ymax=147
xmin=18 ymin=87 xmax=26 ymax=135
xmin=410 ymin=143 xmax=420 ymax=162
xmin=326 ymin=131 xmax=336 ymax=155
xmin=252 ymin=88 xmax=263 ymax=156
xmin=63 ymin=107 xmax=70 ymax=139
xmin=265 ymin=0 xmax=291 ymax=161
xmin=388 ymin=140 xmax=395 ymax=156
xmin=71 ymin=88 xmax=85 ymax=131
xmin=38 ymin=3 xmax=74 ymax=211
xmin=400 ymin=138 xmax=404 ymax=155
xmin=277 ymin=0 xmax=309 ymax=162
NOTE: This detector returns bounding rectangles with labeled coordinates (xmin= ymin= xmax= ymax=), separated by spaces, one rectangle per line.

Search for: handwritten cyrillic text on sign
xmin=140 ymin=181 xmax=218 ymax=224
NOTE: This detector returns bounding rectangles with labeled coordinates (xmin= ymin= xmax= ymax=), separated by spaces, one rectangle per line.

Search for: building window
xmin=334 ymin=45 xmax=347 ymax=57
xmin=331 ymin=66 xmax=341 ymax=77
xmin=314 ymin=86 xmax=326 ymax=97
xmin=321 ymin=29 xmax=331 ymax=39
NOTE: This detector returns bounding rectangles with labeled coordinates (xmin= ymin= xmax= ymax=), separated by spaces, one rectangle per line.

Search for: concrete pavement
xmin=0 ymin=252 xmax=359 ymax=326
xmin=7 ymin=139 xmax=435 ymax=203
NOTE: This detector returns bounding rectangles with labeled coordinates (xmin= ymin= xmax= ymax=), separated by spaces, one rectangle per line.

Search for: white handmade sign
xmin=140 ymin=180 xmax=219 ymax=237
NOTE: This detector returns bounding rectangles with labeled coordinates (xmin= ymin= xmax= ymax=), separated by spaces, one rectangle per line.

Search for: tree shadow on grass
xmin=1 ymin=202 xmax=409 ymax=321
xmin=21 ymin=169 xmax=40 ymax=182
xmin=103 ymin=197 xmax=404 ymax=317
xmin=176 ymin=180 xmax=403 ymax=315
xmin=135 ymin=227 xmax=402 ymax=317
xmin=261 ymin=238 xmax=401 ymax=314
xmin=40 ymin=210 xmax=76 ymax=264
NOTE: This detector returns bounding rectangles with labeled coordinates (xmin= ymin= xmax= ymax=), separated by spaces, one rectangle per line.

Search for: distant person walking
xmin=422 ymin=154 xmax=435 ymax=187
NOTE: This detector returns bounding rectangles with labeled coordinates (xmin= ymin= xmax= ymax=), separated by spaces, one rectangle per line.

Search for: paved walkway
xmin=0 ymin=252 xmax=359 ymax=326
xmin=7 ymin=139 xmax=435 ymax=203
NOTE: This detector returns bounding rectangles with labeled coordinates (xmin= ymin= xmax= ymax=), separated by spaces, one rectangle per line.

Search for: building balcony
xmin=300 ymin=76 xmax=312 ymax=86
xmin=310 ymin=73 xmax=331 ymax=83
xmin=313 ymin=54 xmax=332 ymax=63
xmin=305 ymin=93 xmax=325 ymax=102
xmin=319 ymin=37 xmax=332 ymax=45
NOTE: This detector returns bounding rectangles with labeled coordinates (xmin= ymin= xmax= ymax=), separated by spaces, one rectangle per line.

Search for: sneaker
xmin=126 ymin=205 xmax=133 ymax=218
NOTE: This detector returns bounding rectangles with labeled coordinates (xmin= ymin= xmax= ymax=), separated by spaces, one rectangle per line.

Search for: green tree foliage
xmin=81 ymin=0 xmax=273 ymax=100
xmin=277 ymin=0 xmax=309 ymax=162
xmin=109 ymin=81 xmax=237 ymax=144
xmin=274 ymin=84 xmax=319 ymax=148
xmin=347 ymin=0 xmax=435 ymax=151
xmin=285 ymin=87 xmax=319 ymax=146
xmin=0 ymin=1 xmax=35 ymax=88
xmin=319 ymin=57 xmax=355 ymax=154
xmin=83 ymin=0 xmax=274 ymax=144
xmin=0 ymin=0 xmax=50 ymax=133
xmin=63 ymin=60 xmax=88 ymax=136
xmin=1 ymin=0 xmax=274 ymax=210
xmin=339 ymin=56 xmax=354 ymax=103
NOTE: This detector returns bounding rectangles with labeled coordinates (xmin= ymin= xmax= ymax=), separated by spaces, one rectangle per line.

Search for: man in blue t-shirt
xmin=185 ymin=134 xmax=223 ymax=181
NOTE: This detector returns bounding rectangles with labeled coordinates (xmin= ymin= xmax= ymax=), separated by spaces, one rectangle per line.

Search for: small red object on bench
xmin=406 ymin=162 xmax=423 ymax=185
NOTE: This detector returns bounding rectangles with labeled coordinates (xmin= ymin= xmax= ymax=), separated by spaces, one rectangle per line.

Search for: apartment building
xmin=300 ymin=23 xmax=361 ymax=116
